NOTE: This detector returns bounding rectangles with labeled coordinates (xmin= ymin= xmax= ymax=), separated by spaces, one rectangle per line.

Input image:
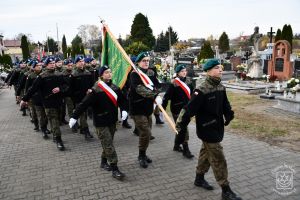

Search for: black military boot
xmin=22 ymin=108 xmax=27 ymax=116
xmin=133 ymin=127 xmax=139 ymax=136
xmin=33 ymin=120 xmax=40 ymax=132
xmin=83 ymin=127 xmax=93 ymax=139
xmin=222 ymin=185 xmax=242 ymax=200
xmin=138 ymin=150 xmax=148 ymax=168
xmin=150 ymin=135 xmax=155 ymax=140
xmin=122 ymin=119 xmax=132 ymax=129
xmin=182 ymin=143 xmax=194 ymax=159
xmin=100 ymin=158 xmax=112 ymax=171
xmin=111 ymin=164 xmax=125 ymax=180
xmin=173 ymin=144 xmax=183 ymax=152
xmin=42 ymin=130 xmax=49 ymax=139
xmin=194 ymin=173 xmax=214 ymax=190
xmin=55 ymin=136 xmax=65 ymax=151
xmin=154 ymin=114 xmax=164 ymax=124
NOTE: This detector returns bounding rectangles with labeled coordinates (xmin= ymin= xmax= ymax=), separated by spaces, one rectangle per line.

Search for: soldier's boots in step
xmin=222 ymin=185 xmax=242 ymax=200
xmin=33 ymin=120 xmax=40 ymax=132
xmin=138 ymin=150 xmax=152 ymax=168
xmin=194 ymin=173 xmax=214 ymax=190
xmin=41 ymin=127 xmax=50 ymax=139
xmin=82 ymin=127 xmax=93 ymax=139
xmin=182 ymin=143 xmax=194 ymax=159
xmin=53 ymin=136 xmax=65 ymax=151
xmin=173 ymin=144 xmax=183 ymax=152
xmin=100 ymin=158 xmax=112 ymax=171
xmin=110 ymin=164 xmax=125 ymax=180
xmin=122 ymin=119 xmax=132 ymax=129
xmin=154 ymin=114 xmax=164 ymax=124
xmin=21 ymin=108 xmax=27 ymax=116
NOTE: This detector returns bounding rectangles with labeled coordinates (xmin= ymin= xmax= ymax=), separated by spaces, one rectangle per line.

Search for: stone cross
xmin=267 ymin=27 xmax=275 ymax=43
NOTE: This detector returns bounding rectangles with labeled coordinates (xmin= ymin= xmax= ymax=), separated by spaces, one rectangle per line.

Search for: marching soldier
xmin=175 ymin=59 xmax=242 ymax=200
xmin=162 ymin=64 xmax=194 ymax=158
xmin=69 ymin=65 xmax=128 ymax=180
xmin=69 ymin=56 xmax=94 ymax=139
xmin=21 ymin=56 xmax=68 ymax=151
xmin=129 ymin=52 xmax=161 ymax=168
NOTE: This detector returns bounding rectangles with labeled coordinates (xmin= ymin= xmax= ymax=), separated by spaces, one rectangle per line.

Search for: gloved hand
xmin=224 ymin=111 xmax=234 ymax=126
xmin=121 ymin=111 xmax=128 ymax=121
xmin=155 ymin=96 xmax=162 ymax=105
xmin=175 ymin=126 xmax=187 ymax=145
xmin=69 ymin=118 xmax=77 ymax=128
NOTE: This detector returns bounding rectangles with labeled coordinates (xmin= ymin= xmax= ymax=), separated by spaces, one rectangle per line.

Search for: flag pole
xmin=100 ymin=20 xmax=178 ymax=135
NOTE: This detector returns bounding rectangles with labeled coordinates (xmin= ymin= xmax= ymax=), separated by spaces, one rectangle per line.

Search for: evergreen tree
xmin=130 ymin=13 xmax=155 ymax=49
xmin=281 ymin=24 xmax=288 ymax=41
xmin=80 ymin=45 xmax=85 ymax=56
xmin=0 ymin=54 xmax=13 ymax=71
xmin=218 ymin=32 xmax=230 ymax=53
xmin=44 ymin=37 xmax=58 ymax=54
xmin=154 ymin=32 xmax=168 ymax=52
xmin=21 ymin=35 xmax=30 ymax=59
xmin=125 ymin=41 xmax=150 ymax=56
xmin=71 ymin=35 xmax=83 ymax=58
xmin=198 ymin=41 xmax=214 ymax=61
xmin=62 ymin=35 xmax=67 ymax=59
xmin=275 ymin=29 xmax=282 ymax=42
xmin=286 ymin=24 xmax=293 ymax=51
xmin=165 ymin=26 xmax=179 ymax=47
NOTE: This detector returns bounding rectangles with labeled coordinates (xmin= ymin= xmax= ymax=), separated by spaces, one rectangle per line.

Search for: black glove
xmin=224 ymin=111 xmax=234 ymax=126
xmin=175 ymin=127 xmax=187 ymax=145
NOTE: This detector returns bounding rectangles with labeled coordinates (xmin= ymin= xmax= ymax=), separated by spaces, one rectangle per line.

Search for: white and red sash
xmin=97 ymin=81 xmax=118 ymax=107
xmin=174 ymin=77 xmax=191 ymax=99
xmin=136 ymin=68 xmax=154 ymax=90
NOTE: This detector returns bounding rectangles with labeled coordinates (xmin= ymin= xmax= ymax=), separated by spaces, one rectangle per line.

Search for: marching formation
xmin=4 ymin=52 xmax=242 ymax=200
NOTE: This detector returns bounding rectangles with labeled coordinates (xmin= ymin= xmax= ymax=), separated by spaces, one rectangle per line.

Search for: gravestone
xmin=268 ymin=40 xmax=293 ymax=80
xmin=230 ymin=56 xmax=241 ymax=71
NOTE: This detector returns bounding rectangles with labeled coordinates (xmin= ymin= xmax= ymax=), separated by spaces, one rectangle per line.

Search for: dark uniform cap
xmin=203 ymin=59 xmax=221 ymax=71
xmin=175 ymin=64 xmax=186 ymax=73
xmin=74 ymin=55 xmax=84 ymax=64
xmin=135 ymin=52 xmax=150 ymax=63
xmin=64 ymin=59 xmax=73 ymax=65
xmin=31 ymin=60 xmax=39 ymax=68
xmin=99 ymin=65 xmax=110 ymax=76
xmin=84 ymin=57 xmax=95 ymax=63
xmin=55 ymin=57 xmax=62 ymax=63
xmin=44 ymin=56 xmax=55 ymax=65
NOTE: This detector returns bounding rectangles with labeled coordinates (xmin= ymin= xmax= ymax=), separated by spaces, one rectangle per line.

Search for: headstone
xmin=247 ymin=47 xmax=263 ymax=78
xmin=268 ymin=40 xmax=293 ymax=80
xmin=230 ymin=56 xmax=241 ymax=71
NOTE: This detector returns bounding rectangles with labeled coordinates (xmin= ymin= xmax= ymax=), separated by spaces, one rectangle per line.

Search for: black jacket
xmin=70 ymin=68 xmax=93 ymax=103
xmin=61 ymin=69 xmax=73 ymax=97
xmin=162 ymin=77 xmax=193 ymax=115
xmin=22 ymin=69 xmax=68 ymax=108
xmin=72 ymin=80 xmax=128 ymax=127
xmin=129 ymin=68 xmax=160 ymax=116
xmin=25 ymin=72 xmax=43 ymax=106
xmin=178 ymin=76 xmax=234 ymax=143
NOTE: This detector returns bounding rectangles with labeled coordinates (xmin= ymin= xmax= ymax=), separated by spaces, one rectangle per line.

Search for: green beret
xmin=175 ymin=64 xmax=186 ymax=73
xmin=135 ymin=52 xmax=150 ymax=63
xmin=203 ymin=59 xmax=220 ymax=71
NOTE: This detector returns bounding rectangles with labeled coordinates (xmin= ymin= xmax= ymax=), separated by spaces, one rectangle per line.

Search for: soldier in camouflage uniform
xmin=69 ymin=56 xmax=94 ymax=139
xmin=15 ymin=60 xmax=29 ymax=116
xmin=175 ymin=59 xmax=242 ymax=200
xmin=129 ymin=52 xmax=161 ymax=169
xmin=8 ymin=60 xmax=26 ymax=104
xmin=21 ymin=57 xmax=68 ymax=151
xmin=69 ymin=65 xmax=128 ymax=180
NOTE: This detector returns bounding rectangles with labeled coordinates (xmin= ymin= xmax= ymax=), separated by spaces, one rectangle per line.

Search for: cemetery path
xmin=0 ymin=88 xmax=299 ymax=200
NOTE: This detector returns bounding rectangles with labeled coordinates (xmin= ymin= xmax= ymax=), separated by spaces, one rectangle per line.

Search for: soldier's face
xmin=76 ymin=60 xmax=85 ymax=69
xmin=56 ymin=61 xmax=63 ymax=67
xmin=91 ymin=60 xmax=97 ymax=65
xmin=20 ymin=63 xmax=26 ymax=68
xmin=47 ymin=61 xmax=56 ymax=70
xmin=34 ymin=63 xmax=42 ymax=72
xmin=101 ymin=69 xmax=112 ymax=81
xmin=67 ymin=63 xmax=73 ymax=70
xmin=207 ymin=65 xmax=223 ymax=78
xmin=138 ymin=57 xmax=150 ymax=69
xmin=178 ymin=68 xmax=187 ymax=78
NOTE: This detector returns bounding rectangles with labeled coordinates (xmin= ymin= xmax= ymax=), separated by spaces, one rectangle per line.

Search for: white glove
xmin=155 ymin=96 xmax=162 ymax=105
xmin=121 ymin=111 xmax=128 ymax=121
xmin=69 ymin=118 xmax=77 ymax=128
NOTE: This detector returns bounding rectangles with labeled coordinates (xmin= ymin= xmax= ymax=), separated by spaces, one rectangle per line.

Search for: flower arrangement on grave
xmin=287 ymin=78 xmax=300 ymax=88
xmin=262 ymin=74 xmax=270 ymax=82
xmin=235 ymin=64 xmax=247 ymax=80
xmin=157 ymin=64 xmax=171 ymax=83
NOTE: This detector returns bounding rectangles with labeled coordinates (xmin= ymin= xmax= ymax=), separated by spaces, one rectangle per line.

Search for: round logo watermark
xmin=272 ymin=163 xmax=296 ymax=196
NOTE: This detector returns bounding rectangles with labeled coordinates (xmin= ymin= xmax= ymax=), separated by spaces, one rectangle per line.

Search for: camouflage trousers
xmin=44 ymin=108 xmax=61 ymax=137
xmin=95 ymin=124 xmax=118 ymax=164
xmin=75 ymin=103 xmax=88 ymax=129
xmin=28 ymin=100 xmax=38 ymax=123
xmin=132 ymin=115 xmax=152 ymax=151
xmin=172 ymin=113 xmax=189 ymax=143
xmin=196 ymin=142 xmax=229 ymax=186
xmin=65 ymin=97 xmax=74 ymax=119
xmin=35 ymin=105 xmax=48 ymax=130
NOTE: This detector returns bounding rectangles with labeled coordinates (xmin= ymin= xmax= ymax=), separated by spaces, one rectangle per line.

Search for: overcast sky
xmin=1 ymin=0 xmax=299 ymax=44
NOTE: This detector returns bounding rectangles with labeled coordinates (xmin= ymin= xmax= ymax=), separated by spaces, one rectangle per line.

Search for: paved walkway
xmin=0 ymin=88 xmax=299 ymax=200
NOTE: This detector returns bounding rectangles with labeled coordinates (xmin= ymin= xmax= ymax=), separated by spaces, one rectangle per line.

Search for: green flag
xmin=101 ymin=26 xmax=132 ymax=88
